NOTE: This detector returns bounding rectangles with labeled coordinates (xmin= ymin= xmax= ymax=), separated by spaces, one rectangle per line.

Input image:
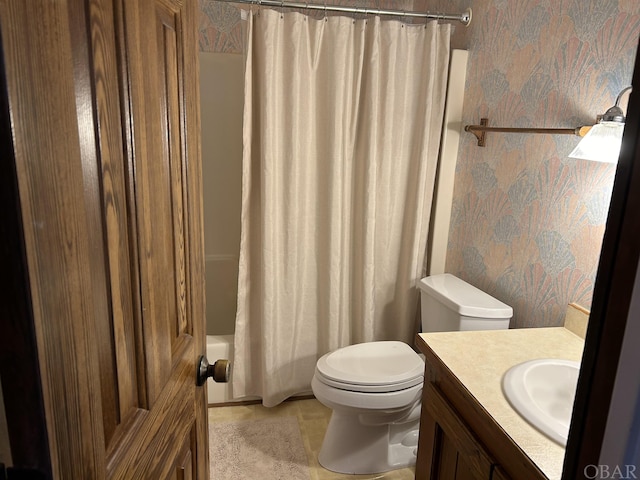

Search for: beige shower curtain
xmin=233 ymin=8 xmax=450 ymax=406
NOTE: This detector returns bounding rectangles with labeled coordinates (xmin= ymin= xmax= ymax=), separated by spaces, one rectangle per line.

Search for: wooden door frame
xmin=0 ymin=23 xmax=52 ymax=478
xmin=562 ymin=38 xmax=640 ymax=477
xmin=0 ymin=1 xmax=108 ymax=475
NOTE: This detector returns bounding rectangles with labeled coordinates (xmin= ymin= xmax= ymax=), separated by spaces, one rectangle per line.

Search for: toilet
xmin=311 ymin=273 xmax=513 ymax=474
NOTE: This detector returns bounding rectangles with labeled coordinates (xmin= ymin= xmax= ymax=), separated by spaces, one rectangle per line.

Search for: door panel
xmin=105 ymin=0 xmax=207 ymax=476
xmin=83 ymin=0 xmax=143 ymax=447
xmin=0 ymin=0 xmax=207 ymax=477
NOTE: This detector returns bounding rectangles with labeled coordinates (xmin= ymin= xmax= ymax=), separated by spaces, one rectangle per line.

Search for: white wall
xmin=200 ymin=52 xmax=245 ymax=335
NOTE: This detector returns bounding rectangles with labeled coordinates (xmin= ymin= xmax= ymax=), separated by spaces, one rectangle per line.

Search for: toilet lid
xmin=315 ymin=341 xmax=424 ymax=393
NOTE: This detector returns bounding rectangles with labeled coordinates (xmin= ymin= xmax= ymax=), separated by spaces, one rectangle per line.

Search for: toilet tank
xmin=418 ymin=274 xmax=512 ymax=332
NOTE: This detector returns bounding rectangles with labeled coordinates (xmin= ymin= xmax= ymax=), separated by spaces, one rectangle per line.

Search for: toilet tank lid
xmin=418 ymin=274 xmax=513 ymax=319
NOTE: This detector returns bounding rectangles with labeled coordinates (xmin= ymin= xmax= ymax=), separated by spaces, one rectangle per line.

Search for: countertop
xmin=417 ymin=327 xmax=585 ymax=480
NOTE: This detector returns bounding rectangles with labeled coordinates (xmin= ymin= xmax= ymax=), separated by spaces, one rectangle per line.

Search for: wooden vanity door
xmin=1 ymin=0 xmax=207 ymax=478
xmin=416 ymin=383 xmax=497 ymax=479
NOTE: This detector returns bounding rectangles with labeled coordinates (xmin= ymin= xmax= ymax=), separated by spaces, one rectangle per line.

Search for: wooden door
xmin=0 ymin=0 xmax=207 ymax=478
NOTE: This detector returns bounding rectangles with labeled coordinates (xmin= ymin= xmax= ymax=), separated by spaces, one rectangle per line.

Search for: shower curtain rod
xmin=216 ymin=0 xmax=472 ymax=26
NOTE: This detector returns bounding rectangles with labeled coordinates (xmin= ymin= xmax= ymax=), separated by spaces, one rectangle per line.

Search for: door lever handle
xmin=196 ymin=355 xmax=230 ymax=386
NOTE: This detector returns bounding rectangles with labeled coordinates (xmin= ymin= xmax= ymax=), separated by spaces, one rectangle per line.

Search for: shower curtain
xmin=233 ymin=8 xmax=451 ymax=407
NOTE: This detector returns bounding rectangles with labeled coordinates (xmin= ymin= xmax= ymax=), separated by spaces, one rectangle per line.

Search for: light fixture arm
xmin=601 ymin=86 xmax=633 ymax=123
xmin=466 ymin=87 xmax=632 ymax=150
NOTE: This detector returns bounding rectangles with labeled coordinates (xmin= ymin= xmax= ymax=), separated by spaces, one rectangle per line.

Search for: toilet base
xmin=318 ymin=410 xmax=419 ymax=474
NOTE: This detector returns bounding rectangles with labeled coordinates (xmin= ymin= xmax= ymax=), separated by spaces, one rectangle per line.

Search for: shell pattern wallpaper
xmin=199 ymin=0 xmax=415 ymax=53
xmin=199 ymin=0 xmax=640 ymax=329
xmin=421 ymin=0 xmax=640 ymax=327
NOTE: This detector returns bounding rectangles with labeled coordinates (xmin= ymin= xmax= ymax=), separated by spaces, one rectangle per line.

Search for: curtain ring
xmin=324 ymin=0 xmax=327 ymax=21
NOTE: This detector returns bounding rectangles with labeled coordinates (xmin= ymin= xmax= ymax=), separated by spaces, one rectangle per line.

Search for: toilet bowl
xmin=312 ymin=341 xmax=424 ymax=474
xmin=311 ymin=274 xmax=513 ymax=474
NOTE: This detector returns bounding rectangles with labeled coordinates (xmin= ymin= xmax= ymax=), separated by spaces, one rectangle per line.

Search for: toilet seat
xmin=314 ymin=372 xmax=423 ymax=393
xmin=315 ymin=341 xmax=424 ymax=393
xmin=312 ymin=375 xmax=423 ymax=410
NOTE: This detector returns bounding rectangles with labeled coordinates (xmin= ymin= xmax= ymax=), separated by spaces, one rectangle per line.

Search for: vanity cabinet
xmin=417 ymin=382 xmax=500 ymax=479
xmin=415 ymin=334 xmax=549 ymax=480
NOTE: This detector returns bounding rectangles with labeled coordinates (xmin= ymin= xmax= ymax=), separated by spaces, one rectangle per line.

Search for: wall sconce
xmin=568 ymin=86 xmax=632 ymax=164
xmin=464 ymin=86 xmax=632 ymax=164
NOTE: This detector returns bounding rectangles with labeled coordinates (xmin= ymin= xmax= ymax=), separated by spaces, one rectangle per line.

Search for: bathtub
xmin=206 ymin=334 xmax=309 ymax=405
xmin=206 ymin=335 xmax=235 ymax=404
xmin=206 ymin=334 xmax=261 ymax=404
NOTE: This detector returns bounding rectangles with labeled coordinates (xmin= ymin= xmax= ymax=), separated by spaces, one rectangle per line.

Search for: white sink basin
xmin=502 ymin=359 xmax=580 ymax=446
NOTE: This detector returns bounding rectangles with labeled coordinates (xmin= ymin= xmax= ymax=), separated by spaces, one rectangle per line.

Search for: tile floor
xmin=208 ymin=398 xmax=416 ymax=480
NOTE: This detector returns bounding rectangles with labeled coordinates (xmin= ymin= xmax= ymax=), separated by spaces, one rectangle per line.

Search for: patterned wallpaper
xmin=198 ymin=0 xmax=640 ymax=329
xmin=199 ymin=0 xmax=414 ymax=53
xmin=421 ymin=0 xmax=640 ymax=328
xmin=199 ymin=0 xmax=245 ymax=52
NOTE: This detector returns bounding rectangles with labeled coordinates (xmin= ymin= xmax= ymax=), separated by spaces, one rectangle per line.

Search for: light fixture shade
xmin=568 ymin=121 xmax=625 ymax=163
